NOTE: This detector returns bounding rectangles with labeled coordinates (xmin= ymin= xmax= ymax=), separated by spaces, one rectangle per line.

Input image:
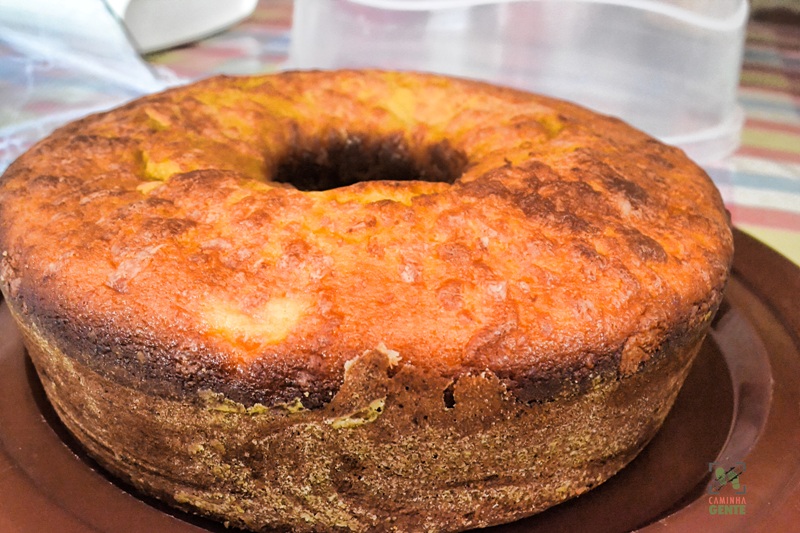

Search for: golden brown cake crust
xmin=0 ymin=70 xmax=733 ymax=531
xmin=0 ymin=70 xmax=732 ymax=409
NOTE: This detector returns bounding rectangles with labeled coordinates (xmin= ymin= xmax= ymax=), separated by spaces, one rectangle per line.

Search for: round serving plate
xmin=0 ymin=229 xmax=798 ymax=532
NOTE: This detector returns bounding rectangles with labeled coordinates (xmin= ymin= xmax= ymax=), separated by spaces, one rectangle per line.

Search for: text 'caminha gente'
xmin=708 ymin=496 xmax=747 ymax=515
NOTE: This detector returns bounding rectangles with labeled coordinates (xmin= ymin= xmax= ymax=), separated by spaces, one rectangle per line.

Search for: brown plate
xmin=1 ymin=228 xmax=799 ymax=532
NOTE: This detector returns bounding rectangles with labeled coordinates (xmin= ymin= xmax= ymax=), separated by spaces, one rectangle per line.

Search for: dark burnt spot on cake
xmin=643 ymin=169 xmax=668 ymax=187
xmin=272 ymin=130 xmax=468 ymax=191
xmin=28 ymin=174 xmax=82 ymax=192
xmin=644 ymin=152 xmax=676 ymax=170
xmin=457 ymin=177 xmax=512 ymax=199
xmin=464 ymin=162 xmax=550 ymax=201
xmin=570 ymin=149 xmax=650 ymax=207
xmin=223 ymin=349 xmax=345 ymax=409
xmin=642 ymin=139 xmax=678 ymax=170
xmin=574 ymin=243 xmax=607 ymax=267
xmin=140 ymin=217 xmax=198 ymax=240
xmin=603 ymin=174 xmax=649 ymax=207
xmin=500 ymin=348 xmax=623 ymax=404
xmin=622 ymin=228 xmax=668 ymax=263
xmin=516 ymin=192 xmax=595 ymax=233
xmin=68 ymin=134 xmax=133 ymax=151
xmin=539 ymin=180 xmax=609 ymax=220
xmin=520 ymin=160 xmax=561 ymax=182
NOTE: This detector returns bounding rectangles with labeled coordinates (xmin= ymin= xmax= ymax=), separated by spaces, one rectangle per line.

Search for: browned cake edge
xmin=2 ymin=275 xmax=726 ymax=410
xmin=10 ymin=297 xmax=713 ymax=532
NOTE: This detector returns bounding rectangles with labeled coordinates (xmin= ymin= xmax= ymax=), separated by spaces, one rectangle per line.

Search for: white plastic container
xmin=106 ymin=0 xmax=258 ymax=53
xmin=289 ymin=0 xmax=748 ymax=164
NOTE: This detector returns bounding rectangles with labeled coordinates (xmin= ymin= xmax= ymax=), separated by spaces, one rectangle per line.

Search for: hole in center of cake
xmin=273 ymin=132 xmax=468 ymax=192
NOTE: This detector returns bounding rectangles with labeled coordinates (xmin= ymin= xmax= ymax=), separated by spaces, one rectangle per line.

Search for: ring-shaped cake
xmin=0 ymin=71 xmax=733 ymax=532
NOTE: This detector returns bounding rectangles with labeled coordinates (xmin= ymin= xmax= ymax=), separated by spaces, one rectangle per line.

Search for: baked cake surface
xmin=0 ymin=70 xmax=733 ymax=531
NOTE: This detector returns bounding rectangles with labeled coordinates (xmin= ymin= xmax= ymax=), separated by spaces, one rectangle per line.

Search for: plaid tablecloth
xmin=726 ymin=18 xmax=800 ymax=265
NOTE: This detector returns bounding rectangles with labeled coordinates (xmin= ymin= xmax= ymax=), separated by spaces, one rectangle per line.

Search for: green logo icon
xmin=708 ymin=462 xmax=746 ymax=495
xmin=708 ymin=462 xmax=747 ymax=515
xmin=708 ymin=463 xmax=747 ymax=494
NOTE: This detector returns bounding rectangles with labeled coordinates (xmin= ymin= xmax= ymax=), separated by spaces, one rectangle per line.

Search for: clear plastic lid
xmin=289 ymin=0 xmax=749 ymax=163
